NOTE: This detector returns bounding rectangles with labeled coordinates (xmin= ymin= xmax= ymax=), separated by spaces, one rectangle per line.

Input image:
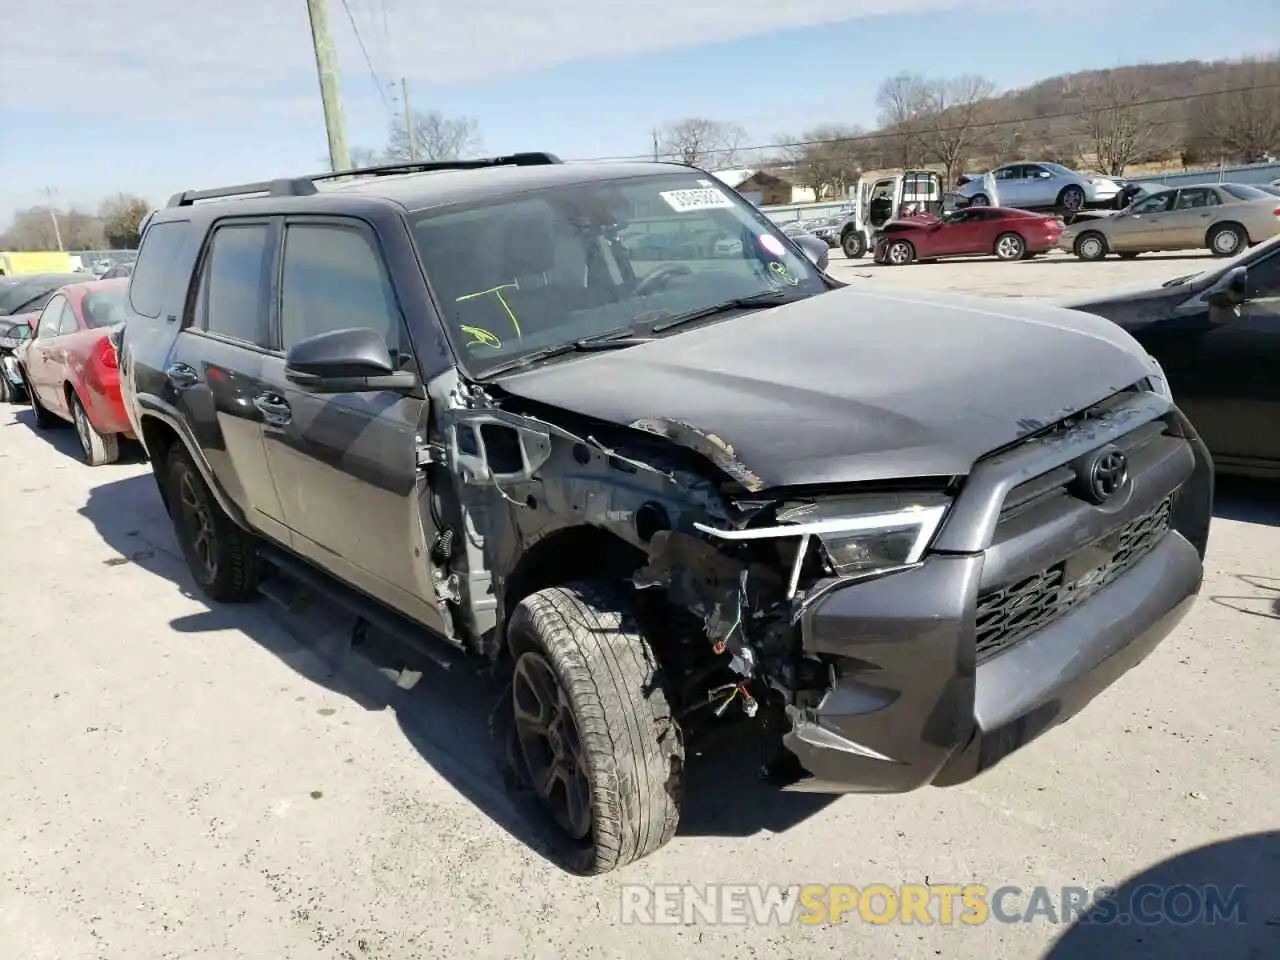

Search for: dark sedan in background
xmin=1056 ymin=234 xmax=1280 ymax=477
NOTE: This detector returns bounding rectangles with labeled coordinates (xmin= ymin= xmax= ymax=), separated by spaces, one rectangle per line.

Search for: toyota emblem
xmin=1085 ymin=447 xmax=1129 ymax=503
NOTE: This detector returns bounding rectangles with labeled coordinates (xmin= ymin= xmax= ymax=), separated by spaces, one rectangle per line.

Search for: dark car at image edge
xmin=1052 ymin=233 xmax=1280 ymax=477
xmin=117 ymin=153 xmax=1213 ymax=874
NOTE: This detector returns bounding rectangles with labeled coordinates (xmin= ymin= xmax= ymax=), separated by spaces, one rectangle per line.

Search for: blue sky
xmin=2 ymin=0 xmax=1277 ymax=226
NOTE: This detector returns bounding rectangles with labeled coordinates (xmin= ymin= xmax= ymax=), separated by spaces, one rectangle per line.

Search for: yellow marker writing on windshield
xmin=456 ymin=283 xmax=522 ymax=338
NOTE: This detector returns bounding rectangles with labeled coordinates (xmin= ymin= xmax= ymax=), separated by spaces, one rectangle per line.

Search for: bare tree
xmin=921 ymin=75 xmax=996 ymax=184
xmin=98 ymin=194 xmax=152 ymax=249
xmin=783 ymin=126 xmax=867 ymax=199
xmin=0 ymin=206 xmax=105 ymax=251
xmin=1072 ymin=72 xmax=1173 ymax=175
xmin=384 ymin=110 xmax=483 ymax=162
xmin=874 ymin=73 xmax=934 ymax=168
xmin=1186 ymin=58 xmax=1280 ymax=163
xmin=657 ymin=118 xmax=748 ymax=168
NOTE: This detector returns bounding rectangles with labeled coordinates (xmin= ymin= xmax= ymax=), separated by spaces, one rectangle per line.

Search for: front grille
xmin=974 ymin=496 xmax=1174 ymax=662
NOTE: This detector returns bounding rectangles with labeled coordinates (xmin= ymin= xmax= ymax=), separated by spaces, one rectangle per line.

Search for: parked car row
xmin=3 ymin=154 xmax=1234 ymax=877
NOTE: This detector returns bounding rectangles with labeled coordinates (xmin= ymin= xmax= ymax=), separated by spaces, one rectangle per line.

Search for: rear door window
xmin=129 ymin=220 xmax=193 ymax=318
xmin=191 ymin=223 xmax=271 ymax=347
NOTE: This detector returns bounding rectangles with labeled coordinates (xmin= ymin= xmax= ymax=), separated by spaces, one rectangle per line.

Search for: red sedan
xmin=20 ymin=278 xmax=133 ymax=465
xmin=872 ymin=207 xmax=1064 ymax=265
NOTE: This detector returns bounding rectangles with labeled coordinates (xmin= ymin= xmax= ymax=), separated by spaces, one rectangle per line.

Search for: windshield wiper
xmin=1162 ymin=272 xmax=1202 ymax=287
xmin=475 ymin=330 xmax=655 ymax=379
xmin=648 ymin=289 xmax=795 ymax=333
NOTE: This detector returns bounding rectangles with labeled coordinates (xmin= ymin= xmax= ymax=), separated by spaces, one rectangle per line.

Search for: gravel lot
xmin=2 ymin=252 xmax=1277 ymax=960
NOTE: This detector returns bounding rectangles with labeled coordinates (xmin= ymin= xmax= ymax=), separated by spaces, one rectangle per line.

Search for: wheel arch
xmin=135 ymin=405 xmax=248 ymax=529
xmin=501 ymin=525 xmax=648 ymax=660
xmin=1206 ymin=220 xmax=1250 ymax=248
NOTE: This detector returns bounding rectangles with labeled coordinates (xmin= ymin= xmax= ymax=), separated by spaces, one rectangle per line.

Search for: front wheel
xmin=994 ymin=232 xmax=1026 ymax=261
xmin=503 ymin=582 xmax=684 ymax=875
xmin=969 ymin=193 xmax=990 ymax=207
xmin=1059 ymin=185 xmax=1086 ymax=211
xmin=885 ymin=239 xmax=915 ymax=266
xmin=1074 ymin=232 xmax=1108 ymax=261
xmin=165 ymin=444 xmax=259 ymax=602
xmin=841 ymin=230 xmax=866 ymax=259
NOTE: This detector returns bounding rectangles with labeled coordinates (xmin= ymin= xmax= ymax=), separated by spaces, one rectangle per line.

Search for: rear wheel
xmin=502 ymin=582 xmax=683 ymax=875
xmin=71 ymin=392 xmax=119 ymax=466
xmin=841 ymin=230 xmax=866 ymax=259
xmin=1074 ymin=232 xmax=1108 ymax=261
xmin=1207 ymin=222 xmax=1247 ymax=257
xmin=994 ymin=232 xmax=1026 ymax=261
xmin=885 ymin=239 xmax=915 ymax=265
xmin=166 ymin=443 xmax=259 ymax=602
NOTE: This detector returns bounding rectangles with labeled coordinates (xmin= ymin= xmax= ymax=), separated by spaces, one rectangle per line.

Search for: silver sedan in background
xmin=956 ymin=161 xmax=1120 ymax=211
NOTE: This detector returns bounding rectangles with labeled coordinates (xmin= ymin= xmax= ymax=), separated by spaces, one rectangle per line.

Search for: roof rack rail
xmin=165 ymin=152 xmax=564 ymax=208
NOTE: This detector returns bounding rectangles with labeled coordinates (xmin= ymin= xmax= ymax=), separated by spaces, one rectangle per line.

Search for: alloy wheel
xmin=178 ymin=471 xmax=218 ymax=581
xmin=512 ymin=650 xmax=592 ymax=840
xmin=996 ymin=235 xmax=1024 ymax=260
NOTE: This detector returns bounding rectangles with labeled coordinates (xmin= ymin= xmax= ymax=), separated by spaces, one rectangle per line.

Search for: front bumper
xmin=779 ymin=398 xmax=1211 ymax=794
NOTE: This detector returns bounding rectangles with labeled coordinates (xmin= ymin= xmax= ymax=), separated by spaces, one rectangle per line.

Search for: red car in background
xmin=20 ymin=278 xmax=133 ymax=465
xmin=872 ymin=206 xmax=1064 ymax=265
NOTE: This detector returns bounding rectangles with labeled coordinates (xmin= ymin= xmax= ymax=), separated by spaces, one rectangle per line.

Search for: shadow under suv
xmin=117 ymin=153 xmax=1213 ymax=875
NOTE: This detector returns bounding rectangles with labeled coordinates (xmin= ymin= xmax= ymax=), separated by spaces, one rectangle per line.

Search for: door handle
xmin=253 ymin=393 xmax=292 ymax=425
xmin=166 ymin=362 xmax=199 ymax=387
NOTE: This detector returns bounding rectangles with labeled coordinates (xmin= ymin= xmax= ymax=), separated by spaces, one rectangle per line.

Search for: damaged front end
xmin=632 ymin=489 xmax=954 ymax=787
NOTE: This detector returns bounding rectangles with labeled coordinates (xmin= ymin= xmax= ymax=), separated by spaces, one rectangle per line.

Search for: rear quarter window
xmin=129 ymin=219 xmax=196 ymax=318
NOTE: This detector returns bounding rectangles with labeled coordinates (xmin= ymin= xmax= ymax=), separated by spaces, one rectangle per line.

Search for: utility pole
xmin=652 ymin=128 xmax=660 ymax=160
xmin=43 ymin=187 xmax=64 ymax=251
xmin=305 ymin=0 xmax=351 ymax=171
xmin=402 ymin=77 xmax=416 ymax=161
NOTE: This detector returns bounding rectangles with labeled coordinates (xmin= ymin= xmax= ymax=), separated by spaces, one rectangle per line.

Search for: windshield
xmin=1220 ymin=183 xmax=1270 ymax=201
xmin=82 ymin=286 xmax=129 ymax=327
xmin=0 ymin=275 xmax=80 ymax=315
xmin=409 ymin=172 xmax=826 ymax=376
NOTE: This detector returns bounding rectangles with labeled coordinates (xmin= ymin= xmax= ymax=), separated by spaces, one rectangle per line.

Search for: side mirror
xmin=793 ymin=234 xmax=830 ymax=272
xmin=284 ymin=327 xmax=417 ymax=392
xmin=1205 ymin=266 xmax=1248 ymax=323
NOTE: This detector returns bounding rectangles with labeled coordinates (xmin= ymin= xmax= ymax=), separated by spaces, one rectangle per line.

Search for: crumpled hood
xmin=496 ymin=286 xmax=1155 ymax=490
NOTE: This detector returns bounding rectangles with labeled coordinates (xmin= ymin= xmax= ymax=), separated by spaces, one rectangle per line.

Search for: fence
xmin=1127 ymin=161 xmax=1280 ymax=189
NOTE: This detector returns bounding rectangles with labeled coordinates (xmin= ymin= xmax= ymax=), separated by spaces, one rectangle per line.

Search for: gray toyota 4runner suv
xmin=118 ymin=153 xmax=1212 ymax=875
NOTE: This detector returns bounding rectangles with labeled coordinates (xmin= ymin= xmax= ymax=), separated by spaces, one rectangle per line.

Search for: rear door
xmin=1020 ymin=164 xmax=1056 ymax=207
xmin=1160 ymin=187 xmax=1222 ymax=248
xmin=166 ymin=218 xmax=291 ymax=545
xmin=258 ymin=216 xmax=446 ymax=634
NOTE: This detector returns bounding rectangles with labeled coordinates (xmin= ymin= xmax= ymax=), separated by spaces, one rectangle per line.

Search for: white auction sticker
xmin=758 ymin=234 xmax=786 ymax=257
xmin=659 ymin=187 xmax=736 ymax=213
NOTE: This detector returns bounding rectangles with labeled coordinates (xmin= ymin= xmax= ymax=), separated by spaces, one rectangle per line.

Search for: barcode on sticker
xmin=659 ymin=188 xmax=735 ymax=212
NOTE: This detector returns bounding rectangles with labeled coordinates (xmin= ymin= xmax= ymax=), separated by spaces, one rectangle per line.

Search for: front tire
xmin=165 ymin=443 xmax=259 ymax=602
xmin=841 ymin=230 xmax=866 ymax=259
xmin=27 ymin=377 xmax=57 ymax=429
xmin=504 ymin=582 xmax=684 ymax=875
xmin=71 ymin=392 xmax=119 ymax=466
xmin=1059 ymin=185 xmax=1086 ymax=211
xmin=1074 ymin=232 xmax=1108 ymax=261
xmin=885 ymin=239 xmax=915 ymax=265
xmin=994 ymin=232 xmax=1026 ymax=261
xmin=969 ymin=193 xmax=990 ymax=207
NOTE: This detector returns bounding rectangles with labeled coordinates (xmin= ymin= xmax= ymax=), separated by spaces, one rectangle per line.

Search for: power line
xmin=578 ymin=80 xmax=1280 ymax=163
xmin=339 ymin=0 xmax=393 ymax=115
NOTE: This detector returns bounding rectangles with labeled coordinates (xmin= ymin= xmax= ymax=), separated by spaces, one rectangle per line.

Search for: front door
xmin=25 ymin=294 xmax=77 ymax=418
xmin=1110 ymin=190 xmax=1175 ymax=251
xmin=258 ymin=217 xmax=446 ymax=634
xmin=1160 ymin=187 xmax=1222 ymax=249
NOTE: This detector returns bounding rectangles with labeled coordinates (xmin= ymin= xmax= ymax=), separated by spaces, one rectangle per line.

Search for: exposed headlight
xmin=694 ymin=493 xmax=950 ymax=593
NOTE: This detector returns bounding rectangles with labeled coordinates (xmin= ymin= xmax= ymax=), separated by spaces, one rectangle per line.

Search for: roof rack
xmin=166 ymin=152 xmax=564 ymax=207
